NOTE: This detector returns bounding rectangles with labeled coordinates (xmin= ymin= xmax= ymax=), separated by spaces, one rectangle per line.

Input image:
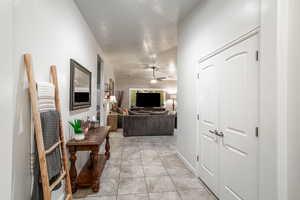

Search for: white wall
xmin=0 ymin=0 xmax=14 ymax=199
xmin=11 ymin=0 xmax=115 ymax=199
xmin=116 ymin=78 xmax=176 ymax=108
xmin=177 ymin=0 xmax=279 ymax=199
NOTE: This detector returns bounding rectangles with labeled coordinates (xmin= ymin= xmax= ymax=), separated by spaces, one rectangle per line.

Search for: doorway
xmin=97 ymin=55 xmax=103 ymax=125
xmin=197 ymin=34 xmax=259 ymax=200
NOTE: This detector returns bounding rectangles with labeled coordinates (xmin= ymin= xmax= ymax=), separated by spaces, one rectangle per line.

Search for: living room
xmin=110 ymin=69 xmax=178 ymax=137
xmin=109 ymin=87 xmax=177 ymax=136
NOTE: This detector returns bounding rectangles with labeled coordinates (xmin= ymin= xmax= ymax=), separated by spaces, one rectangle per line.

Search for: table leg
xmin=105 ymin=135 xmax=110 ymax=160
xmin=91 ymin=150 xmax=100 ymax=192
xmin=69 ymin=149 xmax=77 ymax=193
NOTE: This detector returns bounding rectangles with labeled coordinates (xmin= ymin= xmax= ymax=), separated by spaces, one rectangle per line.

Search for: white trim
xmin=195 ymin=60 xmax=201 ymax=177
xmin=277 ymin=0 xmax=288 ymax=199
xmin=99 ymin=57 xmax=105 ymax=126
xmin=259 ymin=0 xmax=279 ymax=199
xmin=198 ymin=27 xmax=260 ymax=64
xmin=176 ymin=150 xmax=198 ymax=176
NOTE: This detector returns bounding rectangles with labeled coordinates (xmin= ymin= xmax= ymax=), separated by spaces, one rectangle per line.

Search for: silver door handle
xmin=215 ymin=131 xmax=224 ymax=137
xmin=208 ymin=130 xmax=218 ymax=142
xmin=209 ymin=130 xmax=224 ymax=137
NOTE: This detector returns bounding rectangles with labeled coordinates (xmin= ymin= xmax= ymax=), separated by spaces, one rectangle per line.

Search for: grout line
xmin=140 ymin=141 xmax=151 ymax=200
xmin=115 ymin=132 xmax=124 ymax=200
xmin=157 ymin=142 xmax=183 ymax=200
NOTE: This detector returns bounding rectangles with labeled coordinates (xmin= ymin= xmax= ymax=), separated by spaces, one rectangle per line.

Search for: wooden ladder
xmin=24 ymin=54 xmax=73 ymax=200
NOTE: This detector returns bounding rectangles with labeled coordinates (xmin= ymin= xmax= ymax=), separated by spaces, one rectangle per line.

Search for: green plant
xmin=68 ymin=119 xmax=83 ymax=134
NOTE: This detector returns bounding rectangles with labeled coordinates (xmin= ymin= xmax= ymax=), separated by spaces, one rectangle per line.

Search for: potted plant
xmin=69 ymin=119 xmax=85 ymax=140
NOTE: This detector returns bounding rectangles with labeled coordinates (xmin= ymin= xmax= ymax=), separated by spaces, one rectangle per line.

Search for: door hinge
xmin=197 ymin=114 xmax=200 ymax=120
xmin=196 ymin=155 xmax=199 ymax=162
xmin=256 ymin=51 xmax=259 ymax=61
xmin=255 ymin=127 xmax=259 ymax=137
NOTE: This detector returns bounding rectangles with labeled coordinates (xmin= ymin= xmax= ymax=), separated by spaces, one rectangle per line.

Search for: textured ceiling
xmin=75 ymin=0 xmax=201 ymax=83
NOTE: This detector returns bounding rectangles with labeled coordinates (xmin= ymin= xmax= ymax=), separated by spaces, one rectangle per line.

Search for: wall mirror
xmin=70 ymin=59 xmax=92 ymax=111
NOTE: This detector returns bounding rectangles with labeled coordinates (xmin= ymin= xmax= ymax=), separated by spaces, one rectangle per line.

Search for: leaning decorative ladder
xmin=24 ymin=54 xmax=73 ymax=200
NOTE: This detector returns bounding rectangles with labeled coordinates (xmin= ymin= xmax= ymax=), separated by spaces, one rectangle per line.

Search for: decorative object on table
xmin=90 ymin=116 xmax=100 ymax=129
xmin=69 ymin=119 xmax=85 ymax=140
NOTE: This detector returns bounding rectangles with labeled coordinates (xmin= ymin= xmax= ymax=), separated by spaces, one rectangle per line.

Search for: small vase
xmin=74 ymin=133 xmax=85 ymax=140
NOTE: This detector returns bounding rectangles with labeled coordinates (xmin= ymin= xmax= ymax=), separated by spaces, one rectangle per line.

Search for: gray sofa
xmin=123 ymin=114 xmax=175 ymax=137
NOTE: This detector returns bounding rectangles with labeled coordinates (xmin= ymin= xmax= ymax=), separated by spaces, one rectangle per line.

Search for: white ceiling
xmin=75 ymin=0 xmax=201 ymax=83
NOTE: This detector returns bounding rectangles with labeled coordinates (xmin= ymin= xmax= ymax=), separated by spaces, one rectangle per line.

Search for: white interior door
xmin=198 ymin=59 xmax=220 ymax=195
xmin=198 ymin=34 xmax=259 ymax=200
xmin=219 ymin=35 xmax=259 ymax=200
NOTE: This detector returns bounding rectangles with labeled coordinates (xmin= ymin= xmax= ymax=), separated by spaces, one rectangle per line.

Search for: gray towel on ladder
xmin=32 ymin=111 xmax=62 ymax=200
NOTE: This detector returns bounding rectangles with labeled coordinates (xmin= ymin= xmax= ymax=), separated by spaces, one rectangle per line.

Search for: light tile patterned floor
xmin=73 ymin=129 xmax=217 ymax=200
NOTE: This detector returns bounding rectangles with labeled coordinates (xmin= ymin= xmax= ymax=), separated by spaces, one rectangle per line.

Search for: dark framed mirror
xmin=70 ymin=59 xmax=92 ymax=111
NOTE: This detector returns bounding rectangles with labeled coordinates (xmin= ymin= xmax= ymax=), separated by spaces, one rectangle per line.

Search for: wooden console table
xmin=66 ymin=126 xmax=110 ymax=193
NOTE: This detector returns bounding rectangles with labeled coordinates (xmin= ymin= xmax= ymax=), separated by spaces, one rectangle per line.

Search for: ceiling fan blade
xmin=156 ymin=77 xmax=167 ymax=80
xmin=166 ymin=78 xmax=177 ymax=81
xmin=144 ymin=65 xmax=155 ymax=69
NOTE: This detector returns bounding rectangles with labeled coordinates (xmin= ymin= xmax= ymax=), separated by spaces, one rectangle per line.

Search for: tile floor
xmin=73 ymin=129 xmax=217 ymax=200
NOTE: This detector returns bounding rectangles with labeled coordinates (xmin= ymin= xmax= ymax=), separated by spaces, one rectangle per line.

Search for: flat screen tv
xmin=136 ymin=93 xmax=161 ymax=107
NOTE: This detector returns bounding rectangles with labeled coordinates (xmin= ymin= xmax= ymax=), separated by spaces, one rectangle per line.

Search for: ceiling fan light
xmin=150 ymin=79 xmax=157 ymax=84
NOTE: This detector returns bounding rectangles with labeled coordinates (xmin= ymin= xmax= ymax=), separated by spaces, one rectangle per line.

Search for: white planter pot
xmin=74 ymin=133 xmax=85 ymax=141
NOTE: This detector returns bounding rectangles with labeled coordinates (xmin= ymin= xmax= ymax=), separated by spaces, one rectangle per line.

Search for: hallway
xmin=3 ymin=0 xmax=298 ymax=199
xmin=73 ymin=130 xmax=216 ymax=200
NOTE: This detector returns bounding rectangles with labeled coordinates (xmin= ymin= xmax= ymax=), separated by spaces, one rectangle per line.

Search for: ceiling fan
xmin=149 ymin=66 xmax=168 ymax=84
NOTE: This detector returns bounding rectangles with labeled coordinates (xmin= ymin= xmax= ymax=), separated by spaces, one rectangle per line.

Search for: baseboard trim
xmin=176 ymin=150 xmax=198 ymax=176
xmin=176 ymin=151 xmax=219 ymax=198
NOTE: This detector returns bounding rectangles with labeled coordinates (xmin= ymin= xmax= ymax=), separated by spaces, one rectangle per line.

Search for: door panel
xmin=198 ymin=34 xmax=259 ymax=200
xmin=219 ymin=35 xmax=259 ymax=200
xmin=199 ymin=61 xmax=219 ymax=195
